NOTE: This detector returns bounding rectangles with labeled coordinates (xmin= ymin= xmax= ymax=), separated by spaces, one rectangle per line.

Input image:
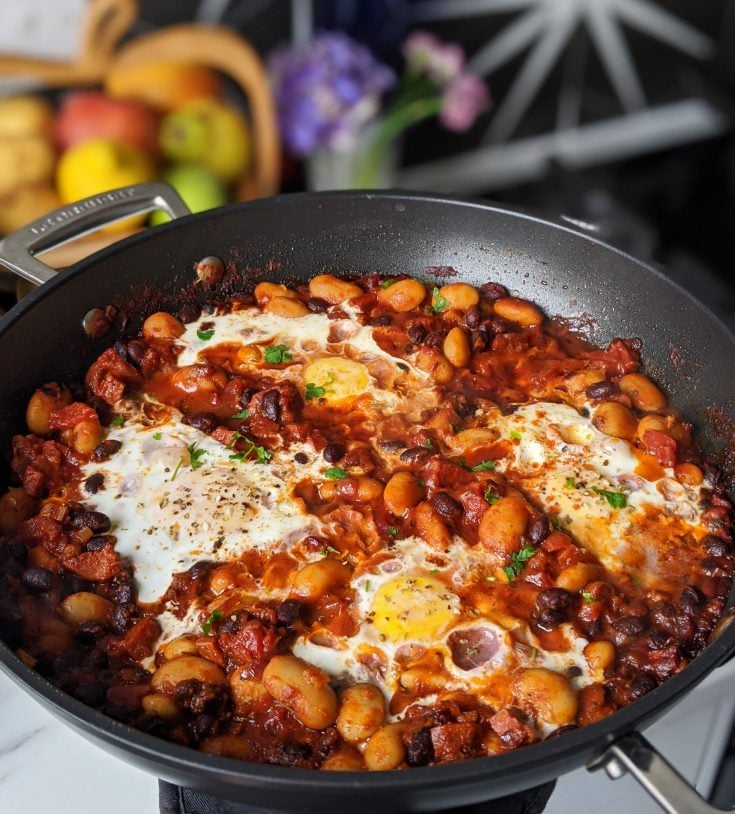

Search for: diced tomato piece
xmin=642 ymin=430 xmax=677 ymax=469
xmin=48 ymin=402 xmax=98 ymax=431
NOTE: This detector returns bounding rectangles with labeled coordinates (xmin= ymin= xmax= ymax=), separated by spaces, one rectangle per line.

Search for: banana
xmin=0 ymin=134 xmax=56 ymax=199
xmin=159 ymin=98 xmax=251 ymax=183
xmin=0 ymin=95 xmax=54 ymax=139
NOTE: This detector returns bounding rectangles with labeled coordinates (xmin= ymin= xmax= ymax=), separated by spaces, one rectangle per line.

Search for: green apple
xmin=151 ymin=164 xmax=227 ymax=225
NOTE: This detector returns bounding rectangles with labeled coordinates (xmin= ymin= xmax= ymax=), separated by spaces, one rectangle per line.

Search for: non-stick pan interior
xmin=1 ymin=192 xmax=734 ymax=810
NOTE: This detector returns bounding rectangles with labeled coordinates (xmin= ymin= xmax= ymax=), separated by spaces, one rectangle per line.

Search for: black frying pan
xmin=0 ymin=184 xmax=734 ymax=813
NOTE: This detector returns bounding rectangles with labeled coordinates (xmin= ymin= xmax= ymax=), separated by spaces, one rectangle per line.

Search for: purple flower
xmin=440 ymin=73 xmax=490 ymax=132
xmin=402 ymin=30 xmax=464 ymax=86
xmin=268 ymin=32 xmax=395 ymax=157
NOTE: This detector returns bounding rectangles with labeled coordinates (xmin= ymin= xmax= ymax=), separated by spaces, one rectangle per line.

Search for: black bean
xmin=528 ymin=516 xmax=551 ymax=546
xmin=400 ymin=446 xmax=432 ymax=464
xmin=480 ymin=282 xmax=508 ymax=301
xmin=431 ymin=491 xmax=462 ymax=523
xmin=84 ymin=473 xmax=105 ymax=494
xmin=626 ymin=673 xmax=657 ymax=702
xmin=487 ymin=317 xmax=512 ymax=335
xmin=218 ymin=614 xmax=242 ymax=634
xmin=566 ymin=665 xmax=582 ymax=678
xmin=109 ymin=605 xmax=132 ymax=634
xmin=703 ymin=535 xmax=729 ymax=558
xmin=125 ymin=340 xmax=146 ymax=367
xmin=294 ymin=452 xmax=309 ymax=465
xmin=679 ymin=586 xmax=704 ymax=614
xmin=68 ymin=510 xmax=111 ymax=533
xmin=407 ymin=324 xmax=427 ymax=344
xmin=452 ymin=394 xmax=476 ymax=419
xmin=86 ymin=536 xmax=110 ymax=552
xmin=74 ymin=679 xmax=107 ymax=707
xmin=188 ymin=561 xmax=212 ymax=580
xmin=647 ymin=628 xmax=670 ymax=650
xmin=613 ymin=616 xmax=646 ymax=637
xmin=76 ymin=621 xmax=105 ymax=644
xmin=261 ymin=390 xmax=282 ymax=423
xmin=274 ymin=743 xmax=311 ymax=766
xmin=306 ymin=297 xmax=330 ymax=313
xmin=404 ymin=728 xmax=434 ymax=766
xmin=585 ymin=380 xmax=619 ymax=400
xmin=536 ymin=588 xmax=575 ymax=615
xmin=369 ymin=314 xmax=392 ymax=326
xmin=536 ymin=608 xmax=566 ymax=630
xmin=110 ymin=580 xmax=134 ymax=605
xmin=239 ymin=388 xmax=257 ymax=407
xmin=21 ymin=567 xmax=53 ymax=593
xmin=584 ymin=618 xmax=603 ymax=638
xmin=425 ymin=331 xmax=444 ymax=348
xmin=323 ymin=443 xmax=346 ymax=463
xmin=464 ymin=306 xmax=481 ymax=330
xmin=379 ymin=438 xmax=407 ymax=452
xmin=471 ymin=326 xmax=490 ymax=352
xmin=91 ymin=440 xmax=122 ymax=462
xmin=184 ymin=412 xmax=219 ymax=434
xmin=177 ymin=303 xmax=202 ymax=324
xmin=276 ymin=599 xmax=305 ymax=627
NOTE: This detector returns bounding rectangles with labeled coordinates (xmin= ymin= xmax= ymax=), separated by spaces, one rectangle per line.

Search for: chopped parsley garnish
xmin=509 ymin=429 xmax=522 ymax=441
xmin=380 ymin=278 xmax=397 ymax=289
xmin=305 ymin=382 xmax=326 ymax=400
xmin=201 ymin=609 xmax=224 ymax=636
xmin=152 ymin=431 xmax=162 ymax=441
xmin=565 ymin=477 xmax=576 ymax=489
xmin=187 ymin=443 xmax=207 ymax=469
xmin=365 ymin=579 xmax=372 ymax=590
xmin=593 ymin=487 xmax=627 ymax=509
xmin=581 ymin=590 xmax=595 ymax=603
xmin=388 ymin=526 xmax=399 ymax=537
xmin=197 ymin=328 xmax=215 ymax=341
xmin=231 ymin=409 xmax=250 ymax=420
xmin=502 ymin=543 xmax=537 ymax=582
xmin=484 ymin=486 xmax=500 ymax=505
xmin=111 ymin=415 xmax=125 ymax=428
xmin=229 ymin=438 xmax=272 ymax=464
xmin=325 ymin=466 xmax=348 ymax=480
xmin=321 ymin=545 xmax=340 ymax=557
xmin=425 ymin=438 xmax=433 ymax=448
xmin=550 ymin=514 xmax=564 ymax=529
xmin=170 ymin=458 xmax=183 ymax=482
xmin=472 ymin=460 xmax=497 ymax=472
xmin=264 ymin=344 xmax=292 ymax=364
xmin=429 ymin=286 xmax=449 ymax=313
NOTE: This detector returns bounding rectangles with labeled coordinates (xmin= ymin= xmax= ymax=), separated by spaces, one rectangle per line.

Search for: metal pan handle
xmin=0 ymin=182 xmax=190 ymax=287
xmin=589 ymin=731 xmax=729 ymax=813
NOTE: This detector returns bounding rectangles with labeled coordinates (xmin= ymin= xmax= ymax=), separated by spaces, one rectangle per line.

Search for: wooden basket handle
xmin=0 ymin=0 xmax=137 ymax=86
xmin=109 ymin=25 xmax=281 ymax=200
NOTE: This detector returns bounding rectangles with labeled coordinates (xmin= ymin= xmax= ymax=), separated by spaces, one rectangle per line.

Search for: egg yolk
xmin=372 ymin=575 xmax=460 ymax=643
xmin=304 ymin=357 xmax=370 ymax=405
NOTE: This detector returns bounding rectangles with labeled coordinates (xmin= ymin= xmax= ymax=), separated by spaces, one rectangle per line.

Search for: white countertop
xmin=2 ymin=659 xmax=734 ymax=813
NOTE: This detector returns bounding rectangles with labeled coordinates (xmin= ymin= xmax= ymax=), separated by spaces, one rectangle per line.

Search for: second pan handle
xmin=0 ymin=183 xmax=190 ymax=286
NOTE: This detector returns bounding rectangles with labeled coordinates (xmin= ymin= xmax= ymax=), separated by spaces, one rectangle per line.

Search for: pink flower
xmin=440 ymin=73 xmax=490 ymax=132
xmin=402 ymin=30 xmax=464 ymax=86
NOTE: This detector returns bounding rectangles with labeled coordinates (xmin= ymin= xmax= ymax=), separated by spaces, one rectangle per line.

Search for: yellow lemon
xmin=56 ymin=138 xmax=155 ymax=232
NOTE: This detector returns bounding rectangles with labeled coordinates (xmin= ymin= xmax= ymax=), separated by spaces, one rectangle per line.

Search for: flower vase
xmin=306 ymin=121 xmax=400 ymax=191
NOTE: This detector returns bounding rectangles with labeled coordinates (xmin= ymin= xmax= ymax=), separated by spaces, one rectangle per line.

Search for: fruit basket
xmin=0 ymin=0 xmax=279 ymax=295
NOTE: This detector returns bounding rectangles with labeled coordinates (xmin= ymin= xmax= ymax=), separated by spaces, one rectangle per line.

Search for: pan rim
xmin=1 ymin=189 xmax=734 ymax=800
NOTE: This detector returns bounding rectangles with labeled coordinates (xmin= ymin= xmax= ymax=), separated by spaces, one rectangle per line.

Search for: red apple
xmin=54 ymin=91 xmax=160 ymax=155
